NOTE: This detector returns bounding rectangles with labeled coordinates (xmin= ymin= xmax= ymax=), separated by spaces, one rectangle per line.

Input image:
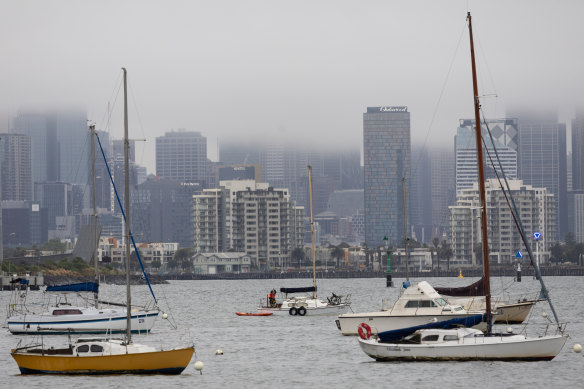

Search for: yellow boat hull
xmin=11 ymin=346 xmax=195 ymax=375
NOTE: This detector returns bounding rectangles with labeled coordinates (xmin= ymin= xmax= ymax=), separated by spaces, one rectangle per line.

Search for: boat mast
xmin=308 ymin=165 xmax=317 ymax=299
xmin=402 ymin=177 xmax=409 ymax=281
xmin=90 ymin=123 xmax=99 ymax=308
xmin=467 ymin=12 xmax=492 ymax=333
xmin=122 ymin=67 xmax=132 ymax=343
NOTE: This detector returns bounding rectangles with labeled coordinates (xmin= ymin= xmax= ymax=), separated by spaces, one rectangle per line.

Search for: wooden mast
xmin=308 ymin=165 xmax=317 ymax=299
xmin=90 ymin=123 xmax=99 ymax=307
xmin=122 ymin=67 xmax=132 ymax=343
xmin=467 ymin=12 xmax=492 ymax=333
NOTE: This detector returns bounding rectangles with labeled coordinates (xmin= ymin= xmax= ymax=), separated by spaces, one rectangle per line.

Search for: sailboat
xmin=11 ymin=68 xmax=194 ymax=374
xmin=7 ymin=124 xmax=159 ymax=335
xmin=257 ymin=165 xmax=351 ymax=316
xmin=358 ymin=12 xmax=567 ymax=361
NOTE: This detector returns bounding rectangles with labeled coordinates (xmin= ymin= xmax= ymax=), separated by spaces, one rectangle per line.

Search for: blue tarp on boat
xmin=377 ymin=313 xmax=486 ymax=342
xmin=46 ymin=282 xmax=99 ymax=293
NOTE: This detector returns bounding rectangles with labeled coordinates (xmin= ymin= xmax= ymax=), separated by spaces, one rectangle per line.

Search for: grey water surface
xmin=1 ymin=276 xmax=582 ymax=388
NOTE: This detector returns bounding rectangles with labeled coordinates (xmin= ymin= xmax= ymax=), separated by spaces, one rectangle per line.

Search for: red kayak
xmin=235 ymin=312 xmax=273 ymax=316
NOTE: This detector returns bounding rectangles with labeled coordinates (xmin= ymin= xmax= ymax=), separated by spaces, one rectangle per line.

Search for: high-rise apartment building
xmin=363 ymin=106 xmax=410 ymax=248
xmin=193 ymin=180 xmax=304 ymax=270
xmin=0 ymin=133 xmax=32 ymax=201
xmin=156 ymin=130 xmax=207 ymax=186
xmin=450 ymin=179 xmax=555 ymax=266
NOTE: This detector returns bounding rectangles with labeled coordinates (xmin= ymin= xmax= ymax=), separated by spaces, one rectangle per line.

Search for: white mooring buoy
xmin=194 ymin=360 xmax=204 ymax=374
xmin=542 ymin=312 xmax=548 ymax=318
xmin=162 ymin=312 xmax=168 ymax=319
xmin=573 ymin=344 xmax=582 ymax=353
xmin=215 ymin=349 xmax=223 ymax=355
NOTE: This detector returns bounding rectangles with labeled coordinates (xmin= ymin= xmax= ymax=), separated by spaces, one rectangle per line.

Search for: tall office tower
xmin=410 ymin=144 xmax=433 ymax=243
xmin=13 ymin=111 xmax=60 ymax=183
xmin=13 ymin=110 xmax=88 ymax=186
xmin=429 ymin=146 xmax=456 ymax=240
xmin=363 ymin=106 xmax=411 ymax=248
xmin=193 ymin=180 xmax=304 ymax=270
xmin=218 ymin=138 xmax=262 ymax=165
xmin=156 ymin=130 xmax=207 ymax=186
xmin=131 ymin=178 xmax=202 ymax=247
xmin=568 ymin=191 xmax=584 ymax=243
xmin=0 ymin=133 xmax=32 ymax=201
xmin=449 ymin=179 xmax=555 ymax=265
xmin=1 ymin=200 xmax=48 ymax=247
xmin=112 ymin=139 xmax=135 ymax=164
xmin=510 ymin=110 xmax=567 ymax=240
xmin=455 ymin=119 xmax=518 ymax=194
xmin=93 ymin=130 xmax=112 ymax=211
xmin=34 ymin=182 xmax=70 ymax=230
xmin=572 ymin=111 xmax=584 ymax=191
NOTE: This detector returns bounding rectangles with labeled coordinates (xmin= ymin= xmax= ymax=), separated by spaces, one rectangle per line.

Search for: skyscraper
xmin=572 ymin=111 xmax=584 ymax=192
xmin=0 ymin=133 xmax=32 ymax=201
xmin=363 ymin=106 xmax=410 ymax=248
xmin=156 ymin=130 xmax=207 ymax=186
xmin=510 ymin=110 xmax=567 ymax=240
xmin=455 ymin=119 xmax=518 ymax=194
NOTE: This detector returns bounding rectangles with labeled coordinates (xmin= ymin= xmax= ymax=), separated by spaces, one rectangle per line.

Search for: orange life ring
xmin=358 ymin=322 xmax=372 ymax=340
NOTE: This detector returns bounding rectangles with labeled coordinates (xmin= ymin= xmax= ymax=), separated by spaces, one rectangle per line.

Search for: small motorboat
xmin=236 ymin=312 xmax=273 ymax=316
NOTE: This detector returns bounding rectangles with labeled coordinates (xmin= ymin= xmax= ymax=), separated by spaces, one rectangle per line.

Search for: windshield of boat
xmin=434 ymin=298 xmax=448 ymax=306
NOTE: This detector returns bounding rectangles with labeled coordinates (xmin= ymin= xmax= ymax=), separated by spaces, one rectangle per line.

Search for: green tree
xmin=331 ymin=246 xmax=345 ymax=268
xmin=174 ymin=247 xmax=193 ymax=271
xmin=42 ymin=239 xmax=67 ymax=253
xmin=291 ymin=248 xmax=305 ymax=268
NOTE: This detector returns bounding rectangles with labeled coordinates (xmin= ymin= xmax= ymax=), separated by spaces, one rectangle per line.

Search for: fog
xmin=1 ymin=0 xmax=582 ymax=173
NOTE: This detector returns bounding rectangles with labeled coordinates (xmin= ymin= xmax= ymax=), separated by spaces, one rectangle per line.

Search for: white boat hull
xmin=358 ymin=333 xmax=567 ymax=361
xmin=337 ymin=312 xmax=482 ymax=336
xmin=258 ymin=303 xmax=349 ymax=316
xmin=8 ymin=309 xmax=159 ymax=334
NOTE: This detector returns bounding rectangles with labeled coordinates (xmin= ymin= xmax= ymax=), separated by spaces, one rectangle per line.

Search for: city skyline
xmin=1 ymin=1 xmax=583 ymax=174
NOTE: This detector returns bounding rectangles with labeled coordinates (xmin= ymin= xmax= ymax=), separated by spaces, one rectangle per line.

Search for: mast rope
xmin=95 ymin=132 xmax=158 ymax=306
xmin=479 ymin=108 xmax=560 ymax=325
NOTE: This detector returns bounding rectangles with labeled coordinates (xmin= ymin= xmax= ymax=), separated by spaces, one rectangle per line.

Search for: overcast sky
xmin=1 ymin=0 xmax=583 ymax=173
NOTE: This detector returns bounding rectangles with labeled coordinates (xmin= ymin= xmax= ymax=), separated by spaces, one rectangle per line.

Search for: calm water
xmin=1 ymin=276 xmax=582 ymax=388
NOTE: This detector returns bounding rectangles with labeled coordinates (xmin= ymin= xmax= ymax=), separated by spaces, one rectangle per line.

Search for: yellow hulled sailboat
xmin=11 ymin=68 xmax=194 ymax=374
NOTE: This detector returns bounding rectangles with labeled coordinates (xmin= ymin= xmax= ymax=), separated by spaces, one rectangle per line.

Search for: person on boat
xmin=268 ymin=289 xmax=277 ymax=307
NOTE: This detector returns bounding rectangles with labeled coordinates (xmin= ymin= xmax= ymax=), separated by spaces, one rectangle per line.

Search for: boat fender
xmin=358 ymin=322 xmax=372 ymax=340
xmin=289 ymin=307 xmax=298 ymax=316
xmin=297 ymin=306 xmax=307 ymax=316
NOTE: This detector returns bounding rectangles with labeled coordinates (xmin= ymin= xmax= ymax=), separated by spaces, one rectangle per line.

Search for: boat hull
xmin=258 ymin=303 xmax=349 ymax=316
xmin=11 ymin=347 xmax=194 ymax=375
xmin=337 ymin=312 xmax=482 ymax=336
xmin=8 ymin=310 xmax=159 ymax=335
xmin=358 ymin=334 xmax=567 ymax=361
xmin=236 ymin=312 xmax=273 ymax=316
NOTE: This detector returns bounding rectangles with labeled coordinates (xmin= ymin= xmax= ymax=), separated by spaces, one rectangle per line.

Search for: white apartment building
xmin=450 ymin=179 xmax=555 ymax=265
xmin=97 ymin=237 xmax=178 ymax=267
xmin=193 ymin=180 xmax=304 ymax=270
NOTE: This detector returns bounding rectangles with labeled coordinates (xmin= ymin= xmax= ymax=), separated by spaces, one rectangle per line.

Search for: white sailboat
xmin=7 ymin=124 xmax=159 ymax=335
xmin=257 ymin=165 xmax=350 ymax=316
xmin=358 ymin=12 xmax=567 ymax=361
xmin=11 ymin=68 xmax=194 ymax=374
xmin=336 ymin=281 xmax=485 ymax=337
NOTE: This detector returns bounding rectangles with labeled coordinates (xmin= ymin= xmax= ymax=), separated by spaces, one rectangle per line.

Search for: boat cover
xmin=377 ymin=313 xmax=486 ymax=342
xmin=434 ymin=277 xmax=485 ymax=297
xmin=46 ymin=282 xmax=99 ymax=293
xmin=280 ymin=286 xmax=316 ymax=294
